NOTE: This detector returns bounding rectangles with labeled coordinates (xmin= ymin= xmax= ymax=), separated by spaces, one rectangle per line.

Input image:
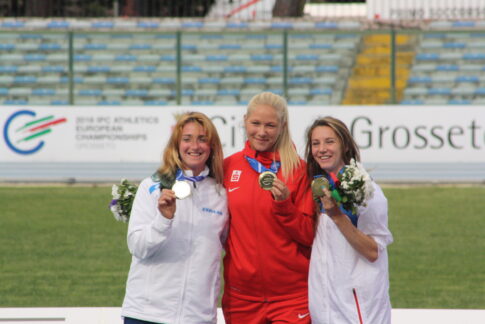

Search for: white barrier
xmin=0 ymin=308 xmax=484 ymax=324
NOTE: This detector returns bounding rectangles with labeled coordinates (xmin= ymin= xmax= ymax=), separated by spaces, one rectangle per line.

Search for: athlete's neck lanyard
xmin=244 ymin=155 xmax=280 ymax=174
xmin=175 ymin=169 xmax=206 ymax=183
xmin=149 ymin=169 xmax=205 ymax=194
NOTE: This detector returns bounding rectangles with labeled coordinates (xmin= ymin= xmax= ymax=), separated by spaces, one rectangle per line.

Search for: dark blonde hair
xmin=158 ymin=111 xmax=224 ymax=184
xmin=305 ymin=116 xmax=360 ymax=179
xmin=246 ymin=92 xmax=300 ymax=179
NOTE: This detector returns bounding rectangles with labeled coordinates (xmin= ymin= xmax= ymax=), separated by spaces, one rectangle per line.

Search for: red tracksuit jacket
xmin=223 ymin=141 xmax=315 ymax=302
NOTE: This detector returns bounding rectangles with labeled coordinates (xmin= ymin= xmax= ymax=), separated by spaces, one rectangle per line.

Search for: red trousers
xmin=222 ymin=294 xmax=311 ymax=324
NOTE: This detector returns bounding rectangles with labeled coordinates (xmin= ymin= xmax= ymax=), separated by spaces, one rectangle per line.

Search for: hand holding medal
xmin=262 ymin=176 xmax=290 ymax=201
xmin=158 ymin=188 xmax=176 ymax=219
xmin=172 ymin=180 xmax=192 ymax=199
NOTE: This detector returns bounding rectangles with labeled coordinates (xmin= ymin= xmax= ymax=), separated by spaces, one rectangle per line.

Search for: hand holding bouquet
xmin=109 ymin=179 xmax=138 ymax=223
xmin=312 ymin=159 xmax=374 ymax=216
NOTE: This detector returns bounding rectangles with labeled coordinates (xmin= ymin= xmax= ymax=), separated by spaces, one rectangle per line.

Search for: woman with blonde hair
xmin=121 ymin=111 xmax=228 ymax=324
xmin=222 ymin=92 xmax=315 ymax=323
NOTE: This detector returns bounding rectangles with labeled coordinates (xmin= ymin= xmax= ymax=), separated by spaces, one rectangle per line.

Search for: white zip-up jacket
xmin=309 ymin=182 xmax=393 ymax=324
xmin=121 ymin=167 xmax=228 ymax=324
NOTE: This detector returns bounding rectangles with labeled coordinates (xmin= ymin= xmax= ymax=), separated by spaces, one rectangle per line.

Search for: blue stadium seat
xmin=47 ymin=21 xmax=70 ymax=28
xmin=43 ymin=66 xmax=66 ymax=73
xmin=0 ymin=66 xmax=18 ymax=73
xmin=152 ymin=77 xmax=176 ymax=84
xmin=79 ymin=89 xmax=103 ymax=96
xmin=191 ymin=101 xmax=214 ymax=105
xmin=198 ymin=77 xmax=221 ymax=84
xmin=14 ymin=76 xmax=37 ymax=83
xmin=51 ymin=100 xmax=69 ymax=105
xmin=98 ymin=100 xmax=121 ymax=105
xmin=91 ymin=21 xmax=114 ymax=29
xmin=32 ymin=88 xmax=56 ymax=96
xmin=427 ymin=88 xmax=451 ymax=95
xmin=310 ymin=88 xmax=333 ymax=95
xmin=448 ymin=99 xmax=472 ymax=105
xmin=24 ymin=54 xmax=47 ymax=61
xmin=143 ymin=100 xmax=169 ymax=106
xmin=0 ymin=44 xmax=15 ymax=50
xmin=217 ymin=89 xmax=240 ymax=96
xmin=4 ymin=99 xmax=28 ymax=105
xmin=463 ymin=53 xmax=485 ymax=60
xmin=125 ymin=89 xmax=148 ymax=97
xmin=436 ymin=64 xmax=459 ymax=71
xmin=137 ymin=22 xmax=160 ymax=29
xmin=474 ymin=88 xmax=485 ymax=95
xmin=288 ymin=100 xmax=308 ymax=105
xmin=400 ymin=99 xmax=425 ymax=105
xmin=106 ymin=77 xmax=129 ymax=84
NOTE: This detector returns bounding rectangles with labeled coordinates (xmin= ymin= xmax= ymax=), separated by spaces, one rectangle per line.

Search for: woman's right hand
xmin=320 ymin=187 xmax=342 ymax=218
xmin=158 ymin=189 xmax=176 ymax=219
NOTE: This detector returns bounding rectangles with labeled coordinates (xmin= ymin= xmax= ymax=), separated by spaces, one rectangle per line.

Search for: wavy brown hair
xmin=157 ymin=111 xmax=224 ymax=184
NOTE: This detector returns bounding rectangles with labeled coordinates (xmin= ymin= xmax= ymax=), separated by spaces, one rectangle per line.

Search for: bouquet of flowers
xmin=109 ymin=179 xmax=138 ymax=223
xmin=313 ymin=159 xmax=374 ymax=216
xmin=333 ymin=159 xmax=374 ymax=215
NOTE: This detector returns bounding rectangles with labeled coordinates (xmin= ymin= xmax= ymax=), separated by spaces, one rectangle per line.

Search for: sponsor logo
xmin=298 ymin=313 xmax=310 ymax=319
xmin=228 ymin=187 xmax=240 ymax=192
xmin=202 ymin=207 xmax=223 ymax=216
xmin=3 ymin=109 xmax=67 ymax=155
xmin=230 ymin=170 xmax=242 ymax=182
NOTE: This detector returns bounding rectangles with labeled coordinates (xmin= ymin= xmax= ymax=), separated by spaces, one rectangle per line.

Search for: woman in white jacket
xmin=305 ymin=117 xmax=393 ymax=324
xmin=121 ymin=112 xmax=228 ymax=324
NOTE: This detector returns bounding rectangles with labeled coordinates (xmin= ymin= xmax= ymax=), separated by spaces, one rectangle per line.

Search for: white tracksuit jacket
xmin=121 ymin=167 xmax=228 ymax=324
xmin=309 ymin=182 xmax=393 ymax=324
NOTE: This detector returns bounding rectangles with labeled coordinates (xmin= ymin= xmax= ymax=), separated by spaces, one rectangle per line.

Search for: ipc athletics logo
xmin=3 ymin=110 xmax=67 ymax=155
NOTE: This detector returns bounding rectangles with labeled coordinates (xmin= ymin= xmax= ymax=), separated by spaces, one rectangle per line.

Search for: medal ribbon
xmin=175 ymin=169 xmax=206 ymax=183
xmin=245 ymin=156 xmax=280 ymax=174
xmin=317 ymin=169 xmax=359 ymax=227
xmin=149 ymin=169 xmax=205 ymax=194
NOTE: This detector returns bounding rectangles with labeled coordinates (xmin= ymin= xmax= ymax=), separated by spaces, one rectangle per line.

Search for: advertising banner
xmin=1 ymin=105 xmax=484 ymax=164
xmin=367 ymin=0 xmax=485 ymax=20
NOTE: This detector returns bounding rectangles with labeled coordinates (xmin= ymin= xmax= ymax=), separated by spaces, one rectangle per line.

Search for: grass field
xmin=1 ymin=185 xmax=484 ymax=308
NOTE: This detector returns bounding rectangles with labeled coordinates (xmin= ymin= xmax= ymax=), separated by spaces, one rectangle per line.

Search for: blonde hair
xmin=305 ymin=116 xmax=360 ymax=179
xmin=158 ymin=111 xmax=224 ymax=184
xmin=246 ymin=92 xmax=300 ymax=179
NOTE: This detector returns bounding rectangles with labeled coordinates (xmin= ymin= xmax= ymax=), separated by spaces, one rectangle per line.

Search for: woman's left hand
xmin=270 ymin=178 xmax=290 ymax=201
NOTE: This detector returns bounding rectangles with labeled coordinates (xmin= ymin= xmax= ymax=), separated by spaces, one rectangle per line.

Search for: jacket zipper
xmin=175 ymin=182 xmax=196 ymax=323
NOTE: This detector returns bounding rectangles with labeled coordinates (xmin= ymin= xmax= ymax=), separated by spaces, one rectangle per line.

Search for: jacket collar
xmin=243 ymin=140 xmax=280 ymax=166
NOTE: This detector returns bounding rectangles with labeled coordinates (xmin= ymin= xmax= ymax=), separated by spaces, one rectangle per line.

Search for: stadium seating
xmin=402 ymin=29 xmax=485 ymax=105
xmin=0 ymin=20 xmax=360 ymax=106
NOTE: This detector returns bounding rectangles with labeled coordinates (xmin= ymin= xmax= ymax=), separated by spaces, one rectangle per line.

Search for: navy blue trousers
xmin=124 ymin=317 xmax=163 ymax=324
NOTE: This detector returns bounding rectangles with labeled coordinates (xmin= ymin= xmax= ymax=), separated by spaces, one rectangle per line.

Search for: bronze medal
xmin=258 ymin=171 xmax=276 ymax=190
xmin=311 ymin=177 xmax=329 ymax=198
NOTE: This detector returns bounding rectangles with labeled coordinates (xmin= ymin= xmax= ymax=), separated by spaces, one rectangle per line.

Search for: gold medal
xmin=258 ymin=171 xmax=276 ymax=190
xmin=311 ymin=177 xmax=329 ymax=198
xmin=172 ymin=181 xmax=192 ymax=199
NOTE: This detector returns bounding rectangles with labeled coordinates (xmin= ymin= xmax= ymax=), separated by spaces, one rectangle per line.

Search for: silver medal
xmin=171 ymin=181 xmax=192 ymax=199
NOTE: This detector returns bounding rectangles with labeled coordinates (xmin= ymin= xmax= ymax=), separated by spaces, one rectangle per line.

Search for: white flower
xmin=109 ymin=179 xmax=138 ymax=223
xmin=110 ymin=205 xmax=122 ymax=221
xmin=111 ymin=185 xmax=120 ymax=199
